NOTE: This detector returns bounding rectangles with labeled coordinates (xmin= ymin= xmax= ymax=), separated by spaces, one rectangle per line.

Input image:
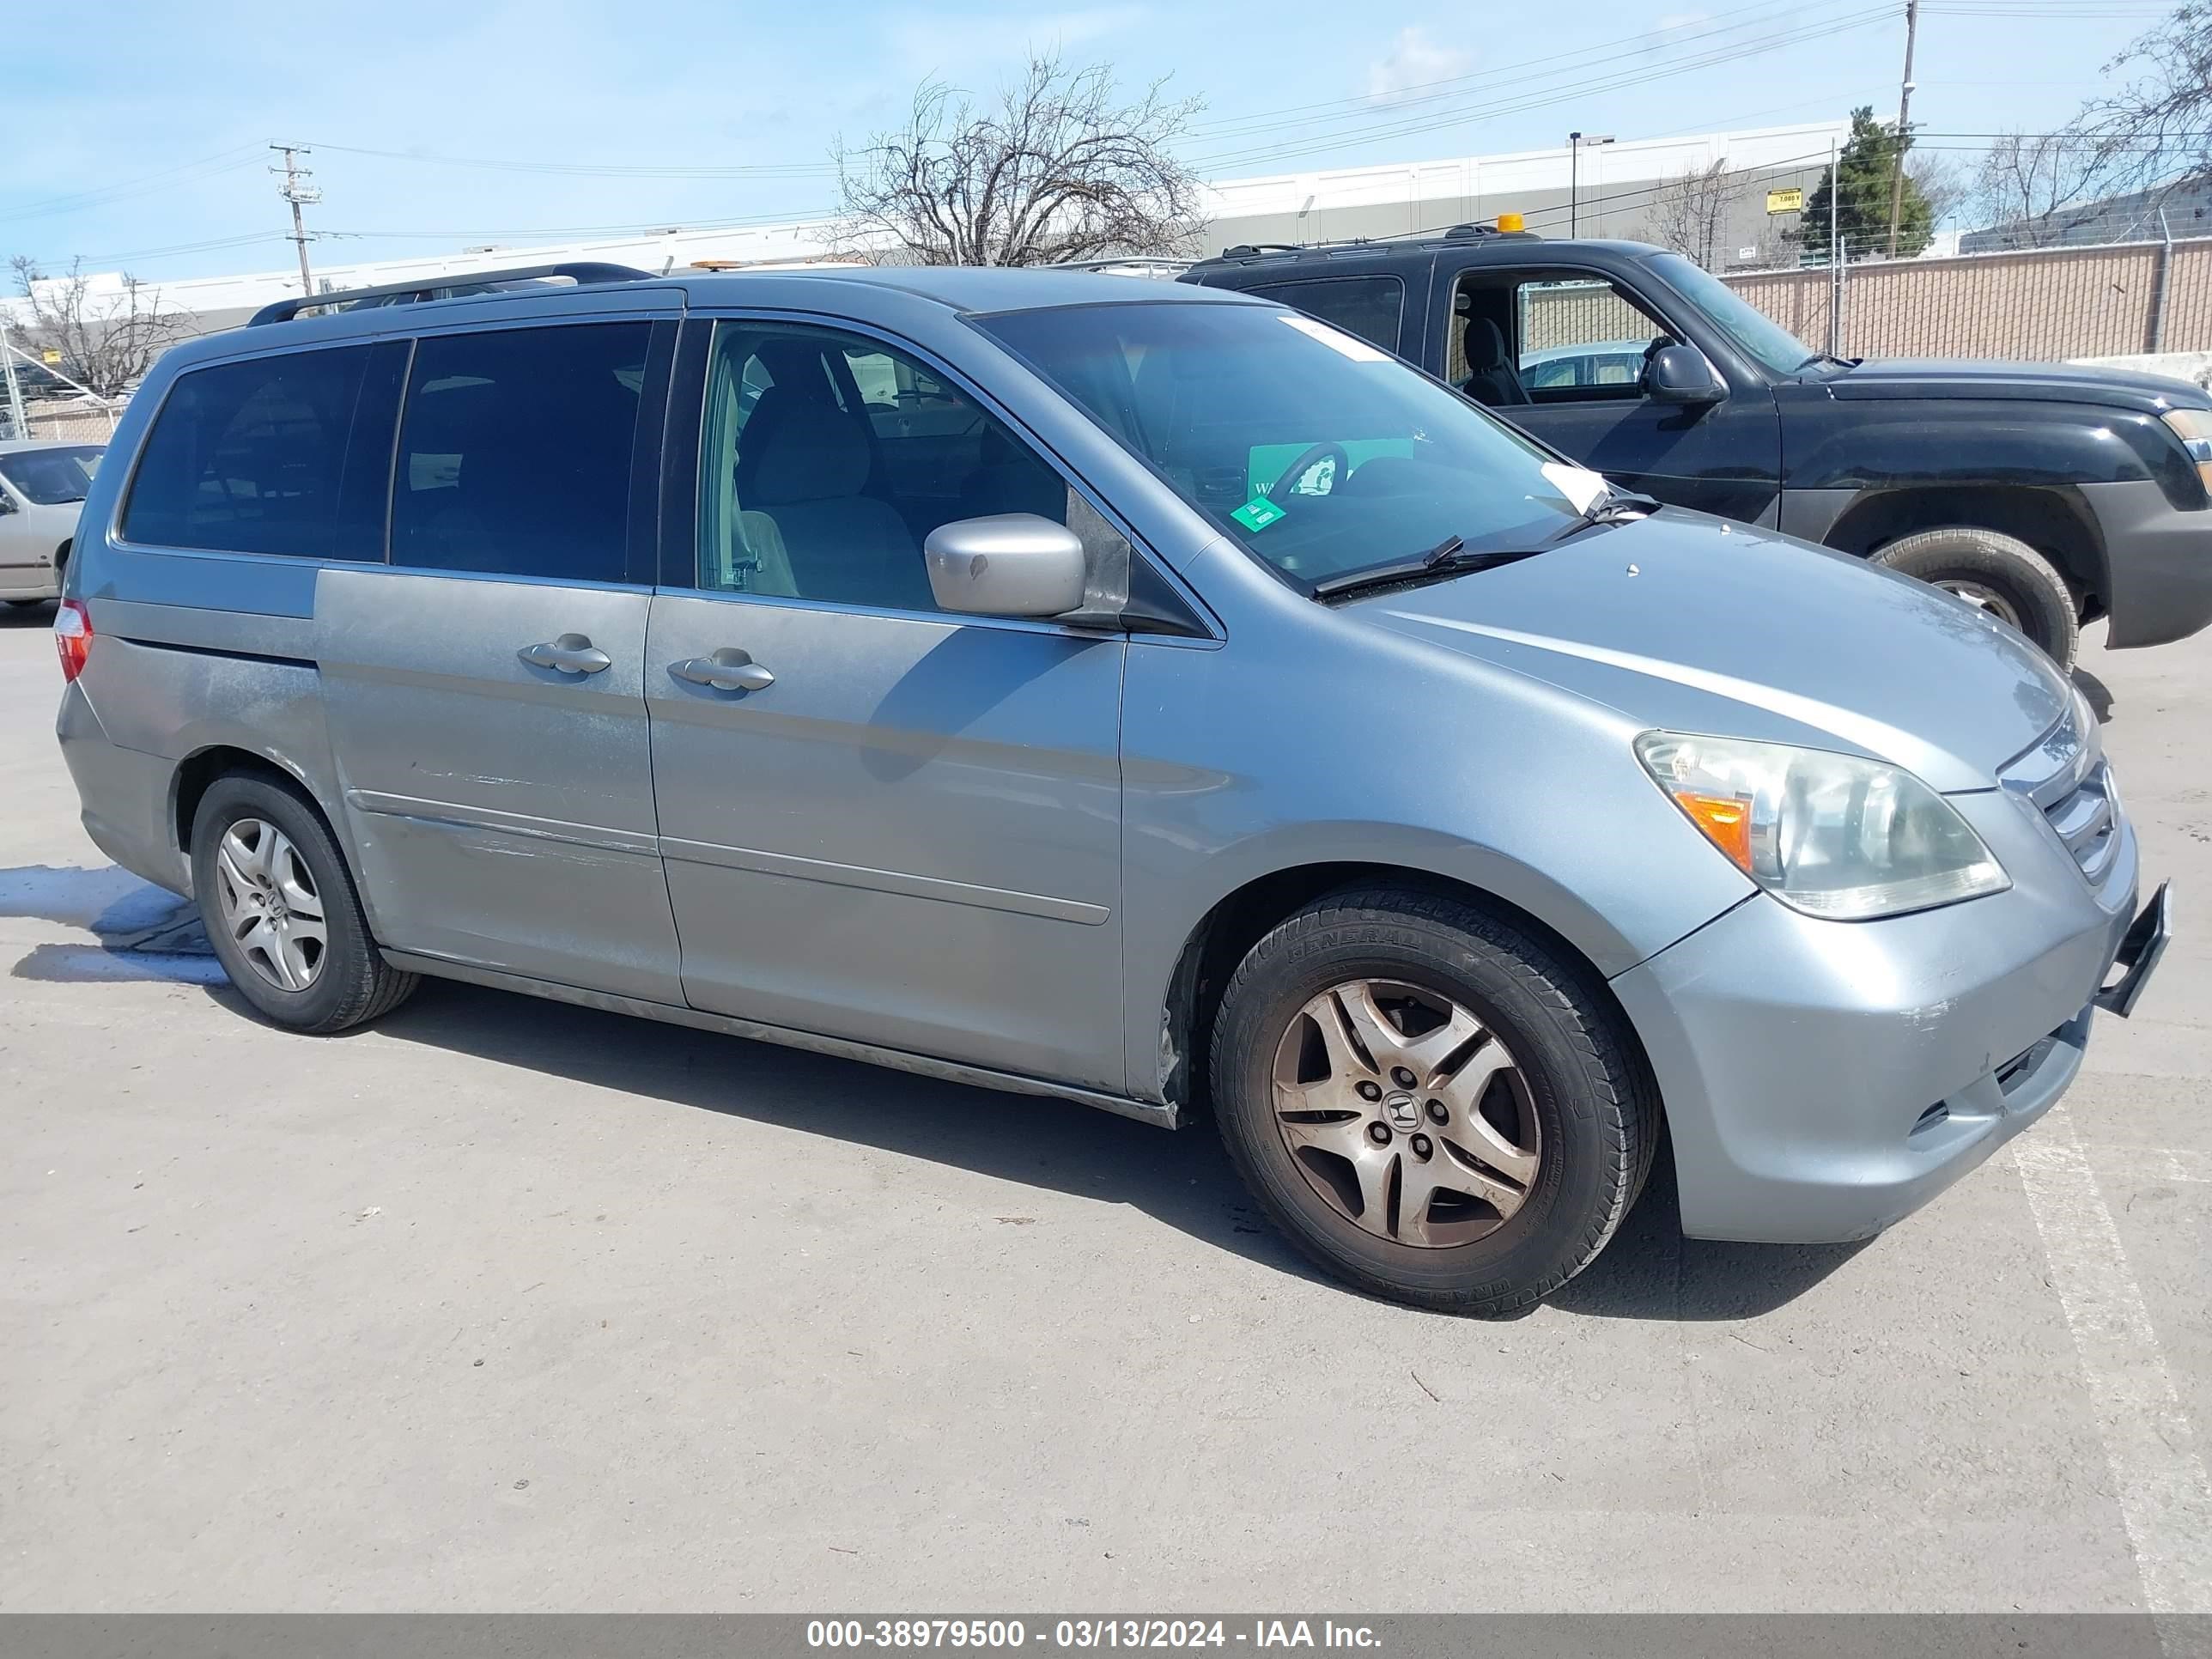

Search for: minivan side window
xmin=123 ymin=344 xmax=399 ymax=560
xmin=391 ymin=321 xmax=652 ymax=582
xmin=1243 ymin=276 xmax=1405 ymax=355
xmin=694 ymin=320 xmax=1068 ymax=611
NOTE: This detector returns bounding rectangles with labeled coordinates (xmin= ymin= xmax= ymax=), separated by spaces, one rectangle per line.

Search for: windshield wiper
xmin=1311 ymin=535 xmax=1540 ymax=602
xmin=1547 ymin=486 xmax=1662 ymax=543
xmin=1798 ymin=351 xmax=1859 ymax=371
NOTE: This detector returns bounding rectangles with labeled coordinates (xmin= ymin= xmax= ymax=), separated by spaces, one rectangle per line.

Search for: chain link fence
xmin=1721 ymin=234 xmax=2212 ymax=362
xmin=1 ymin=401 xmax=122 ymax=443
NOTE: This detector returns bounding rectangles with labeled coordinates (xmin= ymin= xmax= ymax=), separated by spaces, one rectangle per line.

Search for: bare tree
xmin=1644 ymin=159 xmax=1735 ymax=269
xmin=2078 ymin=0 xmax=2212 ymax=197
xmin=9 ymin=256 xmax=194 ymax=397
xmin=1907 ymin=152 xmax=1969 ymax=230
xmin=1966 ymin=131 xmax=2122 ymax=246
xmin=833 ymin=54 xmax=1203 ymax=266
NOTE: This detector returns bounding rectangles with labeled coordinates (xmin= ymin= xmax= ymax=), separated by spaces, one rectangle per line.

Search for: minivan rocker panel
xmin=53 ymin=262 xmax=2168 ymax=1316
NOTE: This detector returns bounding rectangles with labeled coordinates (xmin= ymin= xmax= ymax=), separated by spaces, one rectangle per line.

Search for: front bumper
xmin=1611 ymin=789 xmax=2160 ymax=1243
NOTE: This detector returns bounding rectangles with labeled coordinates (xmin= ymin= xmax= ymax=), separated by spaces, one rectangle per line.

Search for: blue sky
xmin=0 ymin=0 xmax=2172 ymax=280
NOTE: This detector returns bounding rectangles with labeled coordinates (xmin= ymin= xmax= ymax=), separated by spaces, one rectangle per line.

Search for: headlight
xmin=2161 ymin=408 xmax=2212 ymax=494
xmin=1635 ymin=732 xmax=2009 ymax=921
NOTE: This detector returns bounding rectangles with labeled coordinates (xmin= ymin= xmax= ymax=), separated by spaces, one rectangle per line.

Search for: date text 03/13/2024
xmin=805 ymin=1619 xmax=1383 ymax=1649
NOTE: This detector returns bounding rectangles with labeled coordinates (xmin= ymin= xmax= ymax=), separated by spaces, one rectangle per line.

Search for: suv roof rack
xmin=248 ymin=262 xmax=651 ymax=327
xmin=1443 ymin=221 xmax=1541 ymax=240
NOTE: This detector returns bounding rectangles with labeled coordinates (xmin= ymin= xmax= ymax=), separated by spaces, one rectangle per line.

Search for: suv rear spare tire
xmin=1872 ymin=526 xmax=2081 ymax=668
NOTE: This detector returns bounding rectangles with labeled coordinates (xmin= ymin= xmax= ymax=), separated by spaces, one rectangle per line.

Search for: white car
xmin=0 ymin=440 xmax=101 ymax=606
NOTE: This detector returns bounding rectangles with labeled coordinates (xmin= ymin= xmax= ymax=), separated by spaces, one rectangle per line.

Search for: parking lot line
xmin=2014 ymin=1109 xmax=2212 ymax=1614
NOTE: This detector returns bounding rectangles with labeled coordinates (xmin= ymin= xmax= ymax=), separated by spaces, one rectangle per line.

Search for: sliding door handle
xmin=518 ymin=634 xmax=612 ymax=675
xmin=672 ymin=648 xmax=775 ymax=693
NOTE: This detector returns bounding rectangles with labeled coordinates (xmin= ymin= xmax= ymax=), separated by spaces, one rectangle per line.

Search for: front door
xmin=645 ymin=319 xmax=1127 ymax=1090
xmin=1448 ymin=267 xmax=1783 ymax=524
xmin=318 ymin=316 xmax=685 ymax=1003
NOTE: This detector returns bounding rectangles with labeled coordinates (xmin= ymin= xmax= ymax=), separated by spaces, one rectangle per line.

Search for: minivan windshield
xmin=1644 ymin=252 xmax=1820 ymax=376
xmin=974 ymin=301 xmax=1591 ymax=589
xmin=0 ymin=444 xmax=102 ymax=506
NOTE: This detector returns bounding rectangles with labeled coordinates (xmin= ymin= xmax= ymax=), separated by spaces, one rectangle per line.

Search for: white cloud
xmin=1364 ymin=27 xmax=1474 ymax=101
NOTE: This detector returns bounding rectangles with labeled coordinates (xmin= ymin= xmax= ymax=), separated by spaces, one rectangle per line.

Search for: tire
xmin=190 ymin=773 xmax=418 ymax=1033
xmin=1871 ymin=526 xmax=2080 ymax=668
xmin=1209 ymin=885 xmax=1656 ymax=1316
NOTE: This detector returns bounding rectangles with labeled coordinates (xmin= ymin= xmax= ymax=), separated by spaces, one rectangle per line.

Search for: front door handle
xmin=672 ymin=647 xmax=775 ymax=694
xmin=518 ymin=634 xmax=612 ymax=676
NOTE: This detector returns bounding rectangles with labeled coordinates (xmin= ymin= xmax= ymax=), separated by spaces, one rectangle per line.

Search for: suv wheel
xmin=191 ymin=774 xmax=418 ymax=1033
xmin=1209 ymin=886 xmax=1656 ymax=1316
xmin=1872 ymin=526 xmax=2080 ymax=668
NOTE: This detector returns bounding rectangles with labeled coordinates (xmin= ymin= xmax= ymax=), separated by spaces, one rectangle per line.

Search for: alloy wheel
xmin=211 ymin=817 xmax=327 ymax=992
xmin=1269 ymin=978 xmax=1540 ymax=1249
xmin=1933 ymin=577 xmax=2024 ymax=629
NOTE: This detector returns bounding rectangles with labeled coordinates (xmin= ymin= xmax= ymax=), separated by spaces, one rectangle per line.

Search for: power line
xmin=1185 ymin=9 xmax=1893 ymax=173
xmin=0 ymin=146 xmax=265 ymax=227
xmin=301 ymin=140 xmax=836 ymax=180
xmin=1184 ymin=0 xmax=1863 ymax=140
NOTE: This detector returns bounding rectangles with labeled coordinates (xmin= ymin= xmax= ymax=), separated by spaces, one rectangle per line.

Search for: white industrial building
xmin=10 ymin=122 xmax=1848 ymax=339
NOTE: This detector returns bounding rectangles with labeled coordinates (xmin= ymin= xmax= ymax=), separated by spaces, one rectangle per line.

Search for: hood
xmin=11 ymin=498 xmax=85 ymax=544
xmin=1351 ymin=509 xmax=2071 ymax=793
xmin=1824 ymin=356 xmax=2209 ymax=414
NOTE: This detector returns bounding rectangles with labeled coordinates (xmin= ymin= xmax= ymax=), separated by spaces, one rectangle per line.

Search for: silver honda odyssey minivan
xmin=54 ymin=263 xmax=2171 ymax=1314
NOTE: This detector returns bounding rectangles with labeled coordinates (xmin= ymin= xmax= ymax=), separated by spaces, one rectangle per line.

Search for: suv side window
xmin=391 ymin=321 xmax=652 ymax=582
xmin=122 ymin=343 xmax=400 ymax=560
xmin=1244 ymin=275 xmax=1405 ymax=355
xmin=695 ymin=320 xmax=1067 ymax=611
xmin=1448 ymin=270 xmax=1669 ymax=407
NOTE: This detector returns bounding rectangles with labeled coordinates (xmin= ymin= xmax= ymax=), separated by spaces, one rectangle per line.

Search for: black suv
xmin=1182 ymin=230 xmax=2212 ymax=666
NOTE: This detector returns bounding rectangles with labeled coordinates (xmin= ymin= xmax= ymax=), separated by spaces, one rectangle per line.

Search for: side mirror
xmin=924 ymin=514 xmax=1087 ymax=619
xmin=0 ymin=494 xmax=16 ymax=515
xmin=1644 ymin=344 xmax=1728 ymax=405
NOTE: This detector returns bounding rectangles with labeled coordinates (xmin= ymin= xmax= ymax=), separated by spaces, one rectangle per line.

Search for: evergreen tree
xmin=1803 ymin=106 xmax=1935 ymax=262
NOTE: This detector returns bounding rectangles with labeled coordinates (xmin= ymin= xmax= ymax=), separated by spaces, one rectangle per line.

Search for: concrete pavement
xmin=3 ymin=604 xmax=2206 ymax=1613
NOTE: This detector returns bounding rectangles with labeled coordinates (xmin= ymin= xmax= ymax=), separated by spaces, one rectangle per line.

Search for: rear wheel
xmin=191 ymin=774 xmax=417 ymax=1033
xmin=1208 ymin=886 xmax=1656 ymax=1316
xmin=1871 ymin=526 xmax=2080 ymax=668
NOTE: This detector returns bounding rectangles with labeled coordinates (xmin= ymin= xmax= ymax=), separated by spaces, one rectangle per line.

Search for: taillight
xmin=55 ymin=599 xmax=93 ymax=683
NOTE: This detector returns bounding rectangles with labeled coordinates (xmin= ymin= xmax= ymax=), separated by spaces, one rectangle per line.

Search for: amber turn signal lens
xmin=1674 ymin=789 xmax=1753 ymax=872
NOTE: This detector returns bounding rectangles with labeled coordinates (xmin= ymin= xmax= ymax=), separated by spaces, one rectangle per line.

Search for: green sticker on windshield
xmin=1231 ymin=495 xmax=1287 ymax=532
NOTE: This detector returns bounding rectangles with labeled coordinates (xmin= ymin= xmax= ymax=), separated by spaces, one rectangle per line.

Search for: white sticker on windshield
xmin=1540 ymin=461 xmax=1610 ymax=515
xmin=1278 ymin=313 xmax=1391 ymax=362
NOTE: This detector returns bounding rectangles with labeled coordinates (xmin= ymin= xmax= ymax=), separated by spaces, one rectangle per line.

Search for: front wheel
xmin=1871 ymin=526 xmax=2080 ymax=668
xmin=1208 ymin=886 xmax=1656 ymax=1316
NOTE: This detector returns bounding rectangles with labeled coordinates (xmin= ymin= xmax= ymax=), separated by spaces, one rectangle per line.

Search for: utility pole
xmin=1886 ymin=0 xmax=1920 ymax=258
xmin=1570 ymin=131 xmax=1581 ymax=236
xmin=270 ymin=145 xmax=321 ymax=297
xmin=1567 ymin=132 xmax=1614 ymax=237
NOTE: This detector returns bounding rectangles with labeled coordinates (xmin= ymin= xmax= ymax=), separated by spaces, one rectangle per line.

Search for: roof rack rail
xmin=248 ymin=262 xmax=651 ymax=327
xmin=1218 ymin=242 xmax=1304 ymax=258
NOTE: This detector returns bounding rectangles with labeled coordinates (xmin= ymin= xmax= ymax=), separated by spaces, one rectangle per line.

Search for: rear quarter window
xmin=1241 ymin=275 xmax=1406 ymax=356
xmin=122 ymin=344 xmax=401 ymax=560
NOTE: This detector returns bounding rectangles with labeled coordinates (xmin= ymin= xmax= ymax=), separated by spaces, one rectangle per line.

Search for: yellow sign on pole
xmin=1766 ymin=188 xmax=1805 ymax=216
